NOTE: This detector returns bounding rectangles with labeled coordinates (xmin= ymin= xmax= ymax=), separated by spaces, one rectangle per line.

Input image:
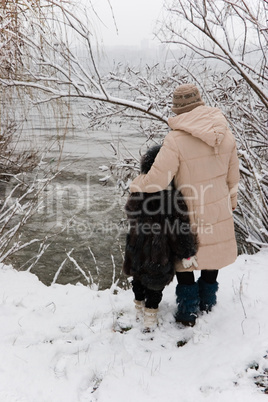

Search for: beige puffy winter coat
xmin=130 ymin=106 xmax=240 ymax=272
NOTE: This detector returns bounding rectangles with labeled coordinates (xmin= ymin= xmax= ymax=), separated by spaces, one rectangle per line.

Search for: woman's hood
xmin=168 ymin=106 xmax=228 ymax=150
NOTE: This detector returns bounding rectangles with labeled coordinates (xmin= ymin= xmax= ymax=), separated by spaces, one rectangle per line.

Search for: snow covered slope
xmin=0 ymin=249 xmax=267 ymax=402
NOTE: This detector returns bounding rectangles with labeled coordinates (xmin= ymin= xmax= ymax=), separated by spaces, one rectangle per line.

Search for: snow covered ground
xmin=0 ymin=249 xmax=268 ymax=402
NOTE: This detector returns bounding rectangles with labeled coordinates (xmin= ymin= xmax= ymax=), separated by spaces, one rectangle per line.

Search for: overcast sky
xmin=92 ymin=0 xmax=165 ymax=47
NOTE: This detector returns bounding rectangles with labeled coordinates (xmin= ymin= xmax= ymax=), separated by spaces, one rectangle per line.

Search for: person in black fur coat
xmin=123 ymin=145 xmax=198 ymax=331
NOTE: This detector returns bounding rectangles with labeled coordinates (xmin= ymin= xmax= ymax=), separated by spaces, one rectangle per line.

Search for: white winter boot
xmin=143 ymin=307 xmax=158 ymax=332
xmin=134 ymin=300 xmax=145 ymax=322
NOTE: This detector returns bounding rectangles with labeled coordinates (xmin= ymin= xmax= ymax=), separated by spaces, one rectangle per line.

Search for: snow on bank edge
xmin=0 ymin=249 xmax=268 ymax=402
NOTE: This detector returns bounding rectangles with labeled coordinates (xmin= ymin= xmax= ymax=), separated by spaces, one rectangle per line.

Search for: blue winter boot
xmin=198 ymin=277 xmax=219 ymax=313
xmin=175 ymin=283 xmax=200 ymax=327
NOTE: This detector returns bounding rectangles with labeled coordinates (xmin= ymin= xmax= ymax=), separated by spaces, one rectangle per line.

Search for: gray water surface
xmin=7 ymin=99 xmax=149 ymax=289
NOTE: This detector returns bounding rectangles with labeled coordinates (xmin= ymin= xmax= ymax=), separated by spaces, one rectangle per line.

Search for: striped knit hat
xmin=171 ymin=83 xmax=205 ymax=115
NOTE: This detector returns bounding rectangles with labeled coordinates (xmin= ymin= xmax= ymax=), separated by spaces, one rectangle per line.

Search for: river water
xmin=6 ymin=98 xmax=152 ymax=289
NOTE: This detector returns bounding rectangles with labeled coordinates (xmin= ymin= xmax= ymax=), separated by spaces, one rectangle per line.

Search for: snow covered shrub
xmin=156 ymin=0 xmax=268 ymax=252
xmin=0 ymin=121 xmax=56 ymax=267
xmin=206 ymin=75 xmax=267 ymax=253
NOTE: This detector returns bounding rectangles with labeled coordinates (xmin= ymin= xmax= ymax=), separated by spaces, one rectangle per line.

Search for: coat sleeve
xmin=130 ymin=132 xmax=180 ymax=193
xmin=227 ymin=143 xmax=240 ymax=209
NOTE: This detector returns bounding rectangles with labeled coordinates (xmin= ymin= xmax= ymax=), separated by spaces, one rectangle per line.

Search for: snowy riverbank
xmin=1 ymin=249 xmax=268 ymax=402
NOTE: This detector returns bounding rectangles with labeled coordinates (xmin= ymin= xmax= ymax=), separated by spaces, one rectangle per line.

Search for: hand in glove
xmin=182 ymin=256 xmax=198 ymax=269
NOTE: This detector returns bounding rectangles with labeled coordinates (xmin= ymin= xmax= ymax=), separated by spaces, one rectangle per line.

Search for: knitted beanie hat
xmin=171 ymin=83 xmax=205 ymax=115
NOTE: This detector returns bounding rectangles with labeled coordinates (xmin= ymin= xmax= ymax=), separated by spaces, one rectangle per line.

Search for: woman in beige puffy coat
xmin=130 ymin=83 xmax=240 ymax=327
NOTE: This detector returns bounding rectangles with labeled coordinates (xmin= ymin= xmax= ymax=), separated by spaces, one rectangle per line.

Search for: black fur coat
xmin=123 ymin=145 xmax=198 ymax=291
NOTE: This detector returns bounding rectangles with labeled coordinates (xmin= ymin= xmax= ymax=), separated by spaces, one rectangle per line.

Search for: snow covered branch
xmin=0 ymin=0 xmax=169 ymax=126
xmin=1 ymin=0 xmax=266 ymax=257
xmin=159 ymin=0 xmax=268 ymax=107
